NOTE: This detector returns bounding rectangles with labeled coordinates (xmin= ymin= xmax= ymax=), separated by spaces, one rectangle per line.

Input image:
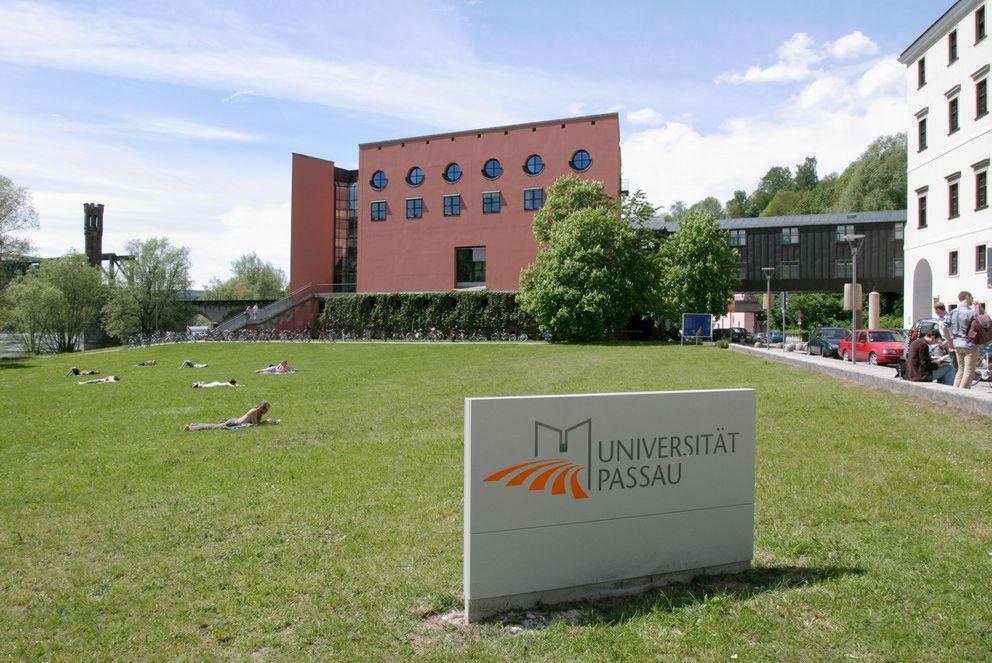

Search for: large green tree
xmin=519 ymin=177 xmax=663 ymax=341
xmin=203 ymin=253 xmax=287 ymax=300
xmin=6 ymin=253 xmax=106 ymax=353
xmin=103 ymin=238 xmax=191 ymax=339
xmin=830 ymin=134 xmax=907 ymax=212
xmin=658 ymin=211 xmax=739 ymax=321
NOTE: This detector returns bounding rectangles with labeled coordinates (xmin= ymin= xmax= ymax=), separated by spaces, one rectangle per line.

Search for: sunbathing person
xmin=191 ymin=380 xmax=241 ymax=388
xmin=65 ymin=367 xmax=99 ymax=376
xmin=254 ymin=360 xmax=296 ymax=374
xmin=77 ymin=375 xmax=120 ymax=385
xmin=179 ymin=360 xmax=209 ymax=368
xmin=183 ymin=401 xmax=280 ymax=431
xmin=135 ymin=360 xmax=157 ymax=366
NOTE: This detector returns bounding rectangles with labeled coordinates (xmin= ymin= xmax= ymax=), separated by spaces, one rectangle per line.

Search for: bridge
xmin=176 ymin=296 xmax=278 ymax=325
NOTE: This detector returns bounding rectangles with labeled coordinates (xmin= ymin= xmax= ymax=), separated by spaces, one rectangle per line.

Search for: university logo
xmin=483 ymin=419 xmax=591 ymax=500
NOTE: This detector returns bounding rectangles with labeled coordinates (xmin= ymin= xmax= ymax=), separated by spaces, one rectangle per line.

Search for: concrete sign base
xmin=464 ymin=389 xmax=755 ymax=622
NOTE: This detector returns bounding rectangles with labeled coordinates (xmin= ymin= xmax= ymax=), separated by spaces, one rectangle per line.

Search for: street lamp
xmin=761 ymin=266 xmax=775 ymax=350
xmin=841 ymin=233 xmax=866 ymax=364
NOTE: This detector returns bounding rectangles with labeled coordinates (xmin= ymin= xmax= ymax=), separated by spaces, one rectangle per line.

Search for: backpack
xmin=967 ymin=312 xmax=992 ymax=345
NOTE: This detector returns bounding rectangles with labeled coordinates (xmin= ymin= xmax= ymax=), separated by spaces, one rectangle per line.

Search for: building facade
xmin=290 ymin=113 xmax=622 ymax=294
xmin=900 ymin=0 xmax=991 ymax=323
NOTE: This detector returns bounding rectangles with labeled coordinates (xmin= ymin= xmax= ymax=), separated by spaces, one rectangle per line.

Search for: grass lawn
xmin=1 ymin=341 xmax=991 ymax=660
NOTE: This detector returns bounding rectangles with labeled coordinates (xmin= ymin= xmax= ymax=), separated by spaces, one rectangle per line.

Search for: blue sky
xmin=1 ymin=0 xmax=943 ymax=286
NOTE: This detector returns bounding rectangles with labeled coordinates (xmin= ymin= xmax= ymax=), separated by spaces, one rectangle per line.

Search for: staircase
xmin=212 ymin=282 xmax=333 ymax=334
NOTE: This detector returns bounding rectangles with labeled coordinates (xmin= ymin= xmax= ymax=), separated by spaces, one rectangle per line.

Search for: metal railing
xmin=211 ymin=282 xmax=334 ymax=334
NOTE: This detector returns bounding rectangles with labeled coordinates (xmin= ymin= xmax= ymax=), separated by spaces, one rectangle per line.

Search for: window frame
xmin=893 ymin=257 xmax=904 ymax=277
xmin=948 ymin=177 xmax=961 ymax=219
xmin=482 ymin=158 xmax=503 ymax=180
xmin=370 ymin=200 xmax=387 ymax=222
xmin=443 ymin=194 xmax=461 ymax=217
xmin=405 ymin=197 xmax=423 ymax=220
xmin=482 ymin=190 xmax=501 ymax=214
xmin=977 ymin=5 xmax=987 ymax=43
xmin=834 ymin=259 xmax=853 ymax=279
xmin=918 ymin=57 xmax=926 ymax=88
xmin=455 ymin=246 xmax=486 ymax=288
xmin=917 ymin=188 xmax=929 ymax=228
xmin=405 ymin=166 xmax=424 ymax=187
xmin=780 ymin=261 xmax=800 ymax=279
xmin=977 ymin=244 xmax=988 ymax=272
xmin=949 ymin=250 xmax=959 ymax=277
xmin=523 ymin=187 xmax=544 ymax=211
xmin=977 ymin=76 xmax=989 ymax=119
xmin=443 ymin=162 xmax=462 ymax=183
xmin=570 ymin=149 xmax=592 ymax=172
xmin=728 ymin=229 xmax=746 ymax=247
xmin=975 ymin=160 xmax=990 ymax=211
xmin=949 ymin=29 xmax=959 ymax=64
xmin=780 ymin=226 xmax=799 ymax=245
xmin=835 ymin=224 xmax=855 ymax=242
xmin=917 ymin=116 xmax=928 ymax=151
xmin=894 ymin=223 xmax=904 ymax=240
xmin=949 ymin=95 xmax=960 ymax=134
xmin=523 ymin=154 xmax=544 ymax=176
xmin=370 ymin=170 xmax=387 ymax=190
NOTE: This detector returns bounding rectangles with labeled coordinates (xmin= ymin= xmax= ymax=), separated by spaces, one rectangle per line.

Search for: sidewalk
xmin=731 ymin=343 xmax=992 ymax=418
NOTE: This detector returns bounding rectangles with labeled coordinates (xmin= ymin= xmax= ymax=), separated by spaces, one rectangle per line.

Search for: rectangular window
xmin=835 ymin=224 xmax=854 ymax=242
xmin=949 ymin=96 xmax=960 ymax=133
xmin=978 ymin=78 xmax=989 ymax=118
xmin=918 ymin=58 xmax=926 ymax=87
xmin=893 ymin=258 xmax=904 ymax=277
xmin=918 ymin=117 xmax=927 ymax=151
xmin=949 ymin=181 xmax=960 ymax=218
xmin=835 ymin=260 xmax=853 ymax=279
xmin=978 ymin=170 xmax=989 ymax=210
xmin=406 ymin=197 xmax=423 ymax=219
xmin=370 ymin=200 xmax=386 ymax=222
xmin=978 ymin=244 xmax=988 ymax=272
xmin=482 ymin=191 xmax=501 ymax=214
xmin=737 ymin=262 xmax=747 ymax=280
xmin=523 ymin=188 xmax=544 ymax=211
xmin=443 ymin=194 xmax=461 ymax=217
xmin=894 ymin=223 xmax=904 ymax=240
xmin=455 ymin=246 xmax=486 ymax=287
xmin=918 ymin=194 xmax=928 ymax=228
xmin=949 ymin=29 xmax=958 ymax=63
xmin=780 ymin=261 xmax=800 ymax=279
xmin=950 ymin=250 xmax=959 ymax=277
xmin=728 ymin=229 xmax=746 ymax=247
xmin=978 ymin=6 xmax=987 ymax=42
xmin=780 ymin=227 xmax=799 ymax=245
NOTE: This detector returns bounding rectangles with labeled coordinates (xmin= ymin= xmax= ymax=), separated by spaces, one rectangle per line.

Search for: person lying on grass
xmin=183 ymin=400 xmax=280 ymax=431
xmin=254 ymin=360 xmax=296 ymax=374
xmin=135 ymin=360 xmax=157 ymax=366
xmin=191 ymin=380 xmax=241 ymax=388
xmin=179 ymin=360 xmax=208 ymax=368
xmin=77 ymin=375 xmax=120 ymax=385
xmin=65 ymin=367 xmax=99 ymax=376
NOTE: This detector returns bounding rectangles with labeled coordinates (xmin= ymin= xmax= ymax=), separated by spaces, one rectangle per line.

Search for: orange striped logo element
xmin=484 ymin=458 xmax=589 ymax=500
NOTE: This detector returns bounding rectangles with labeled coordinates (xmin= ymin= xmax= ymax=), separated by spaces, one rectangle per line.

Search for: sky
xmin=0 ymin=0 xmax=946 ymax=287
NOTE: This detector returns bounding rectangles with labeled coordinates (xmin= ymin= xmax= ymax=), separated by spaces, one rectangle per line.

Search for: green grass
xmin=2 ymin=341 xmax=991 ymax=660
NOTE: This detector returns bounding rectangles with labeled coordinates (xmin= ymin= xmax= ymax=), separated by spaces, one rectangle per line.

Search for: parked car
xmin=807 ymin=326 xmax=849 ymax=358
xmin=713 ymin=327 xmax=755 ymax=344
xmin=837 ymin=329 xmax=906 ymax=365
xmin=755 ymin=330 xmax=784 ymax=344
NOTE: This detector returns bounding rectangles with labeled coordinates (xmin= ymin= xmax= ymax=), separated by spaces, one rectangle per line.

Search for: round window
xmin=406 ymin=166 xmax=424 ymax=187
xmin=482 ymin=158 xmax=503 ymax=180
xmin=370 ymin=170 xmax=388 ymax=190
xmin=569 ymin=150 xmax=591 ymax=172
xmin=443 ymin=163 xmax=462 ymax=183
xmin=524 ymin=154 xmax=544 ymax=175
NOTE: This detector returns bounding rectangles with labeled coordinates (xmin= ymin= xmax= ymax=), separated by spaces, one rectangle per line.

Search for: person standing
xmin=933 ymin=302 xmax=957 ymax=371
xmin=949 ymin=291 xmax=978 ymax=388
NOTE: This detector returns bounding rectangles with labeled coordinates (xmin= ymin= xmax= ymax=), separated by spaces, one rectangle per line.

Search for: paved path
xmin=731 ymin=343 xmax=992 ymax=418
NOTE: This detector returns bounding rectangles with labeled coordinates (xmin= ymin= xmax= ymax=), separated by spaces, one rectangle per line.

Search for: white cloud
xmin=718 ymin=30 xmax=882 ymax=85
xmin=626 ymin=108 xmax=666 ymax=126
xmin=127 ymin=117 xmax=258 ymax=142
xmin=824 ymin=31 xmax=879 ymax=60
xmin=624 ymin=57 xmax=906 ymax=209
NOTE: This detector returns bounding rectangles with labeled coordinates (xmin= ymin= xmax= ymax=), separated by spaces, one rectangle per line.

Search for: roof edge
xmin=899 ymin=0 xmax=979 ymax=64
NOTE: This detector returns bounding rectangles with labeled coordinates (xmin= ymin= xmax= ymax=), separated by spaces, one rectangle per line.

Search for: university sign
xmin=464 ymin=389 xmax=755 ymax=621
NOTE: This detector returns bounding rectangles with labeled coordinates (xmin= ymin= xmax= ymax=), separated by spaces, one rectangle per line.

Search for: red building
xmin=290 ymin=113 xmax=621 ymax=294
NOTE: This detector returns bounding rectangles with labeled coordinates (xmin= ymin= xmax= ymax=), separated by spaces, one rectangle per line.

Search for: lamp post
xmin=841 ymin=233 xmax=866 ymax=364
xmin=761 ymin=267 xmax=775 ymax=350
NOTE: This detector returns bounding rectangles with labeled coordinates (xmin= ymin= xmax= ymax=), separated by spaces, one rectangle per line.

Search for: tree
xmin=760 ymin=190 xmax=804 ymax=217
xmin=794 ymin=156 xmax=819 ymax=191
xmin=519 ymin=176 xmax=664 ymax=341
xmin=6 ymin=253 xmax=106 ymax=353
xmin=658 ymin=211 xmax=740 ymax=322
xmin=688 ymin=196 xmax=725 ymax=219
xmin=725 ymin=190 xmax=748 ymax=218
xmin=0 ymin=176 xmax=39 ymax=282
xmin=830 ymin=134 xmax=907 ymax=212
xmin=662 ymin=200 xmax=688 ymax=223
xmin=103 ymin=238 xmax=191 ymax=339
xmin=203 ymin=253 xmax=287 ymax=300
xmin=745 ymin=166 xmax=794 ymax=217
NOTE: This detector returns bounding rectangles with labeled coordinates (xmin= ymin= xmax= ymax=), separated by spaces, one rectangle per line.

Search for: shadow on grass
xmin=0 ymin=358 xmax=32 ymax=370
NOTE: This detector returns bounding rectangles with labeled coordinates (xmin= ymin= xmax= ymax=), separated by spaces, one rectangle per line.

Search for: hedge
xmin=318 ymin=291 xmax=539 ymax=336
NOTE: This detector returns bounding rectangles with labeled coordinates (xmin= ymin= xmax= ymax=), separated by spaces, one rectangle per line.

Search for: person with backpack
xmin=948 ymin=291 xmax=979 ymax=389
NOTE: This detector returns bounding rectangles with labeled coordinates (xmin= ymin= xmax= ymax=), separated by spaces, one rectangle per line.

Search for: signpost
xmin=464 ymin=389 xmax=756 ymax=621
xmin=680 ymin=313 xmax=713 ymax=345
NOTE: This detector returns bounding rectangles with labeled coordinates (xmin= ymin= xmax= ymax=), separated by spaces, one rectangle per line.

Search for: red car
xmin=837 ymin=329 xmax=907 ymax=365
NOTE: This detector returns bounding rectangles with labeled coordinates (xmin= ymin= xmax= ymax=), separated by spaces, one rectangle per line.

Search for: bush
xmin=318 ymin=291 xmax=538 ymax=337
xmin=716 ymin=338 xmax=730 ymax=349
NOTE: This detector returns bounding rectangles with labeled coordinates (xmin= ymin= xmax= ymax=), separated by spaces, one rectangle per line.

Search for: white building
xmin=901 ymin=0 xmax=991 ymax=324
